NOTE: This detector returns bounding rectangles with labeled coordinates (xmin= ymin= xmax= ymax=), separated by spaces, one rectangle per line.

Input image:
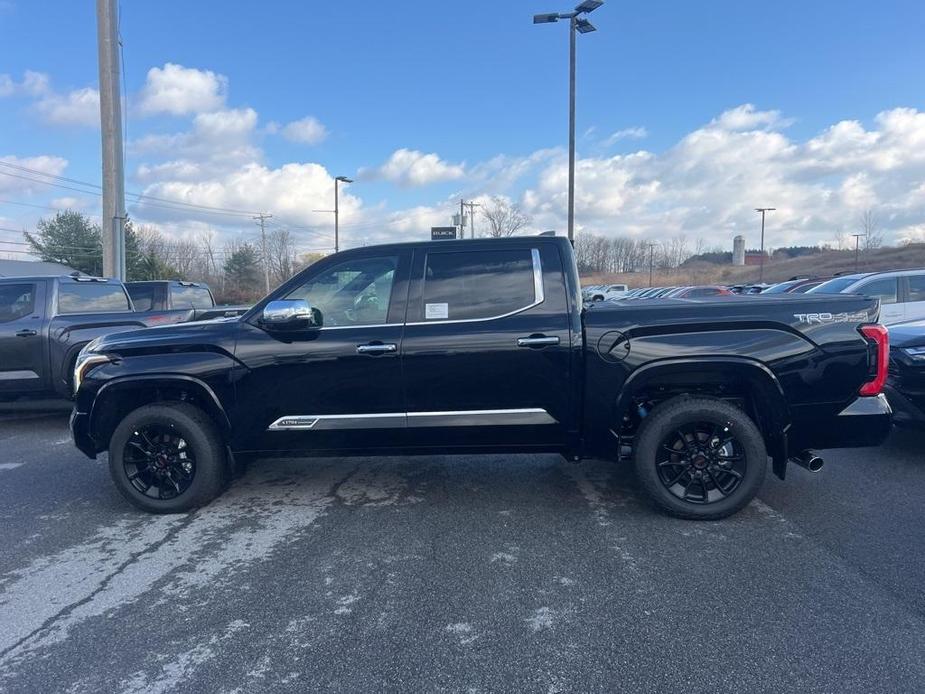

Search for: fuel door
xmin=597 ymin=330 xmax=630 ymax=363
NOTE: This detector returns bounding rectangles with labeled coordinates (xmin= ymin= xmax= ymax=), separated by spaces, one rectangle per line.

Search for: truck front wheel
xmin=108 ymin=402 xmax=226 ymax=514
xmin=632 ymin=396 xmax=767 ymax=520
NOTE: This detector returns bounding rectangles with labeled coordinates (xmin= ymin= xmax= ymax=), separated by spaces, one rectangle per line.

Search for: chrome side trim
xmin=405 ymin=247 xmax=545 ymax=326
xmin=268 ymin=413 xmax=406 ymax=430
xmin=407 ymin=407 xmax=557 ymax=427
xmin=267 ymin=408 xmax=557 ymax=431
xmin=0 ymin=370 xmax=40 ymax=380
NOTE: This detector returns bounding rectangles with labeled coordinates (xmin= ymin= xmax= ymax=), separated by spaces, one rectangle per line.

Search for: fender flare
xmin=88 ymin=374 xmax=232 ymax=443
xmin=616 ymin=356 xmax=792 ymax=479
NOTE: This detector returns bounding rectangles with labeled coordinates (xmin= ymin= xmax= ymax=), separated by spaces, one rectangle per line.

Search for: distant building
xmin=744 ymin=251 xmax=768 ymax=266
xmin=0 ymin=259 xmax=77 ymax=277
xmin=732 ymin=235 xmax=745 ymax=266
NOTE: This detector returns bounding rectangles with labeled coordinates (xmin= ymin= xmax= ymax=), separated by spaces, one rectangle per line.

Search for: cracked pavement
xmin=1 ymin=402 xmax=924 ymax=693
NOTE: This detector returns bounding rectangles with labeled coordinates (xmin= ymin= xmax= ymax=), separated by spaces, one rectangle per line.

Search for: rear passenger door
xmin=400 ymin=243 xmax=574 ymax=449
xmin=0 ymin=281 xmax=48 ymax=394
xmin=855 ymin=277 xmax=904 ymax=324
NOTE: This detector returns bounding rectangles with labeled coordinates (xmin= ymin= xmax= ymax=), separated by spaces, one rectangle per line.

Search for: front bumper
xmin=788 ymin=394 xmax=892 ymax=451
xmin=70 ymin=408 xmax=97 ymax=459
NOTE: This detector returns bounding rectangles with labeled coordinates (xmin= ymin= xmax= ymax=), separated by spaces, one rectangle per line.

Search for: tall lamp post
xmin=334 ymin=175 xmax=353 ymax=253
xmin=533 ymin=0 xmax=603 ymax=243
xmin=754 ymin=207 xmax=775 ymax=282
xmin=851 ymin=233 xmax=866 ymax=272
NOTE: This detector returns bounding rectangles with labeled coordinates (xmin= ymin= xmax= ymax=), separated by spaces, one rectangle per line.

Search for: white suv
xmin=808 ymin=268 xmax=925 ymax=325
xmin=588 ymin=284 xmax=629 ymax=301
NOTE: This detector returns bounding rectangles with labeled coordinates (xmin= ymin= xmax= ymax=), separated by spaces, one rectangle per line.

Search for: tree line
xmin=574 ymin=232 xmax=708 ymax=274
xmin=21 ymin=211 xmax=322 ymax=302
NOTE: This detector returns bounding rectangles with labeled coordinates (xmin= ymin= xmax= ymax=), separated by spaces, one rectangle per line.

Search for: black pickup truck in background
xmin=126 ymin=280 xmax=250 ymax=321
xmin=0 ymin=275 xmax=189 ymax=400
xmin=71 ymin=236 xmax=892 ymax=519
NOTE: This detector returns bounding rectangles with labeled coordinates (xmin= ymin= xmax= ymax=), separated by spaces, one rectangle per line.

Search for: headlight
xmin=902 ymin=346 xmax=925 ymax=362
xmin=73 ymin=351 xmax=113 ymax=394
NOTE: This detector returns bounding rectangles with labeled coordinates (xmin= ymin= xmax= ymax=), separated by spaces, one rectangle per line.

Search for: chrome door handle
xmin=15 ymin=329 xmax=37 ymax=337
xmin=517 ymin=335 xmax=560 ymax=347
xmin=356 ymin=342 xmax=398 ymax=354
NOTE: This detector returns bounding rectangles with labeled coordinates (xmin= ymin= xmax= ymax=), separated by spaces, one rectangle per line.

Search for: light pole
xmin=852 ymin=233 xmax=865 ymax=272
xmin=334 ymin=175 xmax=352 ymax=254
xmin=754 ymin=207 xmax=775 ymax=282
xmin=646 ymin=241 xmax=657 ymax=287
xmin=533 ymin=0 xmax=603 ymax=243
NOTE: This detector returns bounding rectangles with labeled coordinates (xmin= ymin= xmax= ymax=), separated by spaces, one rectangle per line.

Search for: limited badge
xmin=425 ymin=303 xmax=449 ymax=319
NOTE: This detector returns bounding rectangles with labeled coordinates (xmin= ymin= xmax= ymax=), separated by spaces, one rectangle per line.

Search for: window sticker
xmin=425 ymin=303 xmax=449 ymax=320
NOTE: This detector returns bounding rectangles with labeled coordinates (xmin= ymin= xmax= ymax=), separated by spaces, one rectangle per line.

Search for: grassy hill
xmin=582 ymin=243 xmax=925 ymax=289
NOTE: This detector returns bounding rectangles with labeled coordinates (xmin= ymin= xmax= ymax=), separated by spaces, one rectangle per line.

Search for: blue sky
xmin=1 ymin=0 xmax=924 ymax=254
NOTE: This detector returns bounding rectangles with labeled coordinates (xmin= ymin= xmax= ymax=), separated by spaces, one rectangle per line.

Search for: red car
xmin=666 ymin=285 xmax=734 ymax=298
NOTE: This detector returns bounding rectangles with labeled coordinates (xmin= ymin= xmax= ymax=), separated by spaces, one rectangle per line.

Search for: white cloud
xmin=137 ymin=63 xmax=227 ymax=116
xmin=360 ymin=148 xmax=465 ymax=187
xmin=280 ymin=116 xmax=328 ymax=145
xmin=517 ymin=105 xmax=925 ymax=247
xmin=603 ymin=126 xmax=648 ymax=146
xmin=34 ymin=86 xmax=100 ymax=126
xmin=0 ymin=71 xmax=99 ymax=126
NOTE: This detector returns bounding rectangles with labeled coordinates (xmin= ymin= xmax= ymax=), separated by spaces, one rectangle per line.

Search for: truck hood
xmin=86 ymin=317 xmax=241 ymax=355
xmin=888 ymin=319 xmax=925 ymax=348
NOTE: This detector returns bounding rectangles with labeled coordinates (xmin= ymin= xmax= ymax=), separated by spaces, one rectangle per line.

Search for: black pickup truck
xmin=71 ymin=237 xmax=892 ymax=519
xmin=125 ymin=280 xmax=249 ymax=321
xmin=0 ymin=275 xmax=189 ymax=400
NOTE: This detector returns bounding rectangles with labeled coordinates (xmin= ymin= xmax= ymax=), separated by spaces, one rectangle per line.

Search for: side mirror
xmin=261 ymin=299 xmax=322 ymax=330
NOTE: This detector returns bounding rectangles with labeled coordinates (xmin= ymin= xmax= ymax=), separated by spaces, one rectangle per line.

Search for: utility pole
xmin=253 ymin=213 xmax=272 ymax=293
xmin=459 ymin=199 xmax=467 ymax=239
xmin=96 ymin=0 xmax=126 ymax=279
xmin=646 ymin=242 xmax=657 ymax=287
xmin=852 ymin=233 xmax=865 ymax=272
xmin=464 ymin=201 xmax=481 ymax=239
xmin=754 ymin=208 xmax=775 ymax=283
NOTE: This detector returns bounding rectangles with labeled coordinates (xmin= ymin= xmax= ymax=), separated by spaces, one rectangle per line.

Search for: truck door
xmin=233 ymin=249 xmax=411 ymax=452
xmin=0 ymin=280 xmax=48 ymax=395
xmin=399 ymin=243 xmax=573 ymax=448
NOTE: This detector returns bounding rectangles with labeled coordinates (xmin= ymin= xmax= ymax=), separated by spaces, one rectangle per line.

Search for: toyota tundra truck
xmin=70 ymin=236 xmax=892 ymax=519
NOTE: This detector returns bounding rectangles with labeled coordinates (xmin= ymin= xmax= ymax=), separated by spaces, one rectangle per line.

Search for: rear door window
xmin=420 ymin=249 xmax=538 ymax=321
xmin=855 ymin=278 xmax=898 ymax=304
xmin=905 ymin=275 xmax=925 ymax=303
xmin=58 ymin=282 xmax=131 ymax=314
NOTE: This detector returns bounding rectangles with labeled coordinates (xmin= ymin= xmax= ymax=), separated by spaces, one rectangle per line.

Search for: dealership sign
xmin=431 ymin=227 xmax=457 ymax=240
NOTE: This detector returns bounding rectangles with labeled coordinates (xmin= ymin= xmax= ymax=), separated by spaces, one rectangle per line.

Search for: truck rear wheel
xmin=632 ymin=396 xmax=767 ymax=520
xmin=108 ymin=402 xmax=226 ymax=514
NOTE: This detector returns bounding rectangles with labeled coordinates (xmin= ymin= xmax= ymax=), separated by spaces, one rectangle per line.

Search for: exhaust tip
xmin=791 ymin=450 xmax=825 ymax=473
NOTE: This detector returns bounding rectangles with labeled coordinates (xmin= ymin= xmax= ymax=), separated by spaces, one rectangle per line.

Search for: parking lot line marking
xmin=0 ymin=463 xmax=24 ymax=471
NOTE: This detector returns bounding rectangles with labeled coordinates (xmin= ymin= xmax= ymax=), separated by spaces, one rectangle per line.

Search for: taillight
xmin=858 ymin=324 xmax=889 ymax=396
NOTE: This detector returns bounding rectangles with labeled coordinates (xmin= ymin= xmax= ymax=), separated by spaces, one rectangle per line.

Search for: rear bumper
xmin=788 ymin=394 xmax=892 ymax=451
xmin=884 ymin=384 xmax=925 ymax=428
xmin=69 ymin=409 xmax=97 ymax=459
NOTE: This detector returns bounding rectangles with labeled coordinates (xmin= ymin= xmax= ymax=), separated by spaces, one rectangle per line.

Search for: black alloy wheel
xmin=108 ymin=402 xmax=227 ymax=514
xmin=632 ymin=396 xmax=767 ymax=520
xmin=656 ymin=422 xmax=745 ymax=504
xmin=123 ymin=424 xmax=196 ymax=500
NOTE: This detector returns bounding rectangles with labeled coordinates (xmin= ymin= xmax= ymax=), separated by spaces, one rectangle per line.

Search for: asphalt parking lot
xmin=1 ymin=402 xmax=924 ymax=693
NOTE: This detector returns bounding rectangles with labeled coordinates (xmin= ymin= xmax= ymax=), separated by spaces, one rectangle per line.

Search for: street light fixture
xmin=532 ymin=0 xmax=604 ymax=243
xmin=334 ymin=175 xmax=353 ymax=253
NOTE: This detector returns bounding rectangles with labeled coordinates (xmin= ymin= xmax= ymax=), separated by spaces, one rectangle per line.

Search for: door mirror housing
xmin=261 ymin=299 xmax=322 ymax=330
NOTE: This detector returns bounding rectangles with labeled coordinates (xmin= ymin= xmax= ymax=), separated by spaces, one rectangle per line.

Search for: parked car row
xmin=0 ymin=274 xmax=249 ymax=400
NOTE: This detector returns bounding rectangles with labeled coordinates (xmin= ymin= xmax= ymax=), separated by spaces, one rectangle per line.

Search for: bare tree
xmin=265 ymin=228 xmax=297 ymax=284
xmin=859 ymin=209 xmax=884 ymax=250
xmin=480 ymin=197 xmax=530 ymax=238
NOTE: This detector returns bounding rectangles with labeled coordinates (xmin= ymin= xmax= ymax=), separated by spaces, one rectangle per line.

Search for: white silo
xmin=733 ymin=235 xmax=746 ymax=266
